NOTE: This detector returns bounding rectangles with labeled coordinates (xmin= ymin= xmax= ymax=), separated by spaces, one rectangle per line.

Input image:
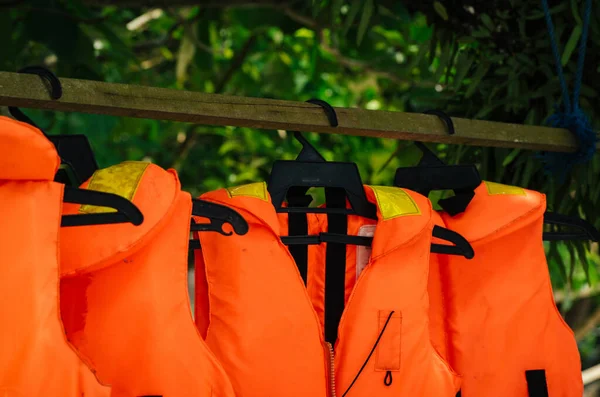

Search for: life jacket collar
xmin=0 ymin=116 xmax=60 ymax=181
xmin=60 ymin=162 xmax=182 ymax=275
xmin=441 ymin=181 xmax=545 ymax=244
xmin=202 ymin=182 xmax=433 ymax=261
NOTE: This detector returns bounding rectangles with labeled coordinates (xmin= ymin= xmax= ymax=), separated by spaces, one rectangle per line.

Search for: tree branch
xmin=575 ymin=305 xmax=600 ymax=342
xmin=555 ymin=284 xmax=600 ymax=303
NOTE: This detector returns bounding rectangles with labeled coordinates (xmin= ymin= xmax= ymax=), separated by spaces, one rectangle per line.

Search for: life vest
xmin=194 ymin=183 xmax=461 ymax=397
xmin=0 ymin=116 xmax=109 ymax=397
xmin=430 ymin=181 xmax=582 ymax=396
xmin=59 ymin=162 xmax=236 ymax=397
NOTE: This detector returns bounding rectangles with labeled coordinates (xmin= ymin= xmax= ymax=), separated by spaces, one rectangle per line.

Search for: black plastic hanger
xmin=268 ymin=99 xmax=378 ymax=219
xmin=394 ymin=110 xmax=600 ymax=242
xmin=190 ymin=199 xmax=249 ymax=235
xmin=394 ymin=111 xmax=481 ymax=215
xmin=8 ymin=66 xmax=99 ymax=186
xmin=281 ymin=226 xmax=475 ymax=258
xmin=271 ymin=101 xmax=474 ymax=258
xmin=188 ymin=199 xmax=249 ymax=250
xmin=61 ymin=186 xmax=144 ymax=227
xmin=543 ymin=212 xmax=600 ymax=242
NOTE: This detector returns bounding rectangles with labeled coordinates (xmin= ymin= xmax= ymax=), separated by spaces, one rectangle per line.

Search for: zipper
xmin=325 ymin=342 xmax=337 ymax=397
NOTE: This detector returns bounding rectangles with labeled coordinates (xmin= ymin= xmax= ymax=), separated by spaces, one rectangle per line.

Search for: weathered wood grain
xmin=0 ymin=71 xmax=596 ymax=152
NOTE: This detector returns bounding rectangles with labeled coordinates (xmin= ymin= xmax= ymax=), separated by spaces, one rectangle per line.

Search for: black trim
xmin=324 ymin=188 xmax=347 ymax=345
xmin=525 ymin=370 xmax=549 ymax=397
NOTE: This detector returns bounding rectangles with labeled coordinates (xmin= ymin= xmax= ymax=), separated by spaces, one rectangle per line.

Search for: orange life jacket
xmin=195 ymin=183 xmax=461 ymax=397
xmin=59 ymin=162 xmax=236 ymax=397
xmin=430 ymin=181 xmax=582 ymax=396
xmin=0 ymin=116 xmax=109 ymax=397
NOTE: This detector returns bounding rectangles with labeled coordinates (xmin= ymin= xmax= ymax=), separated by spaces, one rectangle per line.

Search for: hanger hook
xmin=8 ymin=66 xmax=63 ymax=133
xmin=306 ymin=98 xmax=339 ymax=127
xmin=16 ymin=66 xmax=62 ymax=99
xmin=424 ymin=109 xmax=455 ymax=135
xmin=291 ymin=98 xmax=338 ymax=162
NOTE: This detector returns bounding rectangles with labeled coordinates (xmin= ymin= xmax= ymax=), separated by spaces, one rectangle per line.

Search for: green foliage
xmin=1 ymin=1 xmax=598 ymax=289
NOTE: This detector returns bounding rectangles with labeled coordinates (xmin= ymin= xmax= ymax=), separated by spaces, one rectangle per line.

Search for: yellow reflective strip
xmin=484 ymin=181 xmax=526 ymax=196
xmin=370 ymin=186 xmax=420 ymax=220
xmin=79 ymin=161 xmax=150 ymax=214
xmin=226 ymin=182 xmax=268 ymax=201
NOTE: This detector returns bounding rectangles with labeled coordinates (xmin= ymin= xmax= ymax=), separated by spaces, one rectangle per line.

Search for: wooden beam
xmin=0 ymin=71 xmax=596 ymax=152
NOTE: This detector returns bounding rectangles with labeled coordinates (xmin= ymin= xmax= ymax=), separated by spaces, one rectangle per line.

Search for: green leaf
xmin=520 ymin=156 xmax=536 ymax=187
xmin=465 ymin=62 xmax=490 ymax=98
xmin=411 ymin=24 xmax=434 ymax=43
xmin=502 ymin=148 xmax=522 ymax=166
xmin=377 ymin=5 xmax=401 ymax=21
xmin=457 ymin=36 xmax=476 ymax=44
xmin=0 ymin=11 xmax=15 ymax=70
xmin=331 ymin=0 xmax=344 ymax=24
xmin=575 ymin=243 xmax=591 ymax=284
xmin=343 ymin=0 xmax=362 ymax=36
xmin=312 ymin=0 xmax=320 ymax=18
xmin=453 ymin=52 xmax=474 ymax=89
xmin=567 ymin=243 xmax=576 ymax=282
xmin=526 ymin=2 xmax=568 ymax=19
xmin=96 ymin=23 xmax=135 ymax=62
xmin=571 ymin=0 xmax=583 ymax=25
xmin=480 ymin=13 xmax=495 ymax=31
xmin=561 ymin=25 xmax=582 ymax=66
xmin=434 ymin=41 xmax=452 ymax=82
xmin=356 ymin=0 xmax=374 ymax=45
xmin=433 ymin=1 xmax=449 ymax=21
xmin=176 ymin=32 xmax=196 ymax=85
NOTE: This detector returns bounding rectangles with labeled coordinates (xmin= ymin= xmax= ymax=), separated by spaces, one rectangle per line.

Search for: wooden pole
xmin=0 ymin=71 xmax=597 ymax=152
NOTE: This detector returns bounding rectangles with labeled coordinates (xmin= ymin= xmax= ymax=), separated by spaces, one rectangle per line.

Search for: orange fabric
xmin=427 ymin=211 xmax=451 ymax=363
xmin=0 ymin=116 xmax=109 ymax=397
xmin=59 ymin=163 xmax=236 ymax=397
xmin=195 ymin=184 xmax=461 ymax=397
xmin=431 ymin=182 xmax=582 ymax=396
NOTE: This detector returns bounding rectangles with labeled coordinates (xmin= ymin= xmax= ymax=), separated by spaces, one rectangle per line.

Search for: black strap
xmin=282 ymin=233 xmax=371 ymax=246
xmin=287 ymin=192 xmax=312 ymax=285
xmin=324 ymin=188 xmax=347 ymax=345
xmin=525 ymin=370 xmax=549 ymax=397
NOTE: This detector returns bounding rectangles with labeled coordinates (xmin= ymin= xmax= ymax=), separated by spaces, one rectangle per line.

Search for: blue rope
xmin=538 ymin=0 xmax=595 ymax=179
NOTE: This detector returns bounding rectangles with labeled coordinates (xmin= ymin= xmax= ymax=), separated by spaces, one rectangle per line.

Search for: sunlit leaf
xmin=480 ymin=14 xmax=495 ymax=31
xmin=453 ymin=52 xmax=474 ymax=89
xmin=343 ymin=0 xmax=362 ymax=36
xmin=465 ymin=62 xmax=490 ymax=98
xmin=561 ymin=25 xmax=582 ymax=66
xmin=176 ymin=32 xmax=196 ymax=85
xmin=356 ymin=0 xmax=373 ymax=45
xmin=433 ymin=1 xmax=449 ymax=21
